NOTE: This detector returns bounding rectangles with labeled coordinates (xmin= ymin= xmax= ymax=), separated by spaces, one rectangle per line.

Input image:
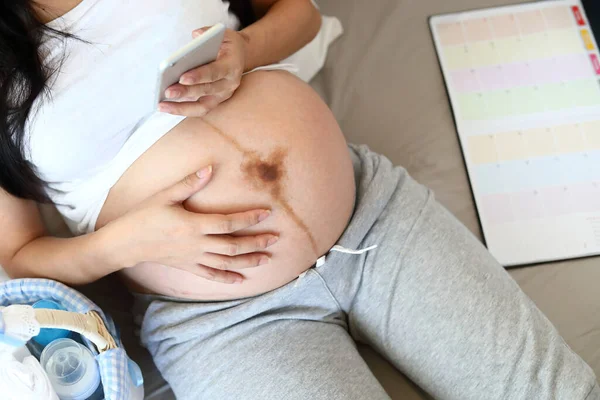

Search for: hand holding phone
xmin=157 ymin=25 xmax=249 ymax=117
xmin=156 ymin=23 xmax=226 ymax=105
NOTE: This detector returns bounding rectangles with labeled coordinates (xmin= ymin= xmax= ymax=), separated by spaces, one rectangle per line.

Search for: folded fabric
xmin=0 ymin=352 xmax=59 ymax=400
xmin=281 ymin=15 xmax=344 ymax=82
xmin=226 ymin=2 xmax=343 ymax=84
xmin=0 ymin=305 xmax=41 ymax=346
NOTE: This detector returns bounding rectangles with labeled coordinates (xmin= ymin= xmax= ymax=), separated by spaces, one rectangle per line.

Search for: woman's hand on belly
xmin=100 ymin=167 xmax=279 ymax=284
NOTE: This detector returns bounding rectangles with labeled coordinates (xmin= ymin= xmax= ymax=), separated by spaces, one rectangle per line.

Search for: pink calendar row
xmin=481 ymin=182 xmax=600 ymax=225
xmin=451 ymin=53 xmax=596 ymax=92
xmin=437 ymin=6 xmax=576 ymax=46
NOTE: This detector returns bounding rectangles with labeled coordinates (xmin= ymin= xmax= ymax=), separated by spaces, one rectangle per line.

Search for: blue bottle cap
xmin=32 ymin=300 xmax=71 ymax=346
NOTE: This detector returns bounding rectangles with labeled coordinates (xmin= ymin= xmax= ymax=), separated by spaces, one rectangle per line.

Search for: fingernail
xmin=179 ymin=76 xmax=194 ymax=85
xmin=158 ymin=104 xmax=171 ymax=113
xmin=258 ymin=256 xmax=270 ymax=266
xmin=166 ymin=89 xmax=180 ymax=99
xmin=258 ymin=210 xmax=271 ymax=222
xmin=196 ymin=165 xmax=212 ymax=179
xmin=266 ymin=236 xmax=279 ymax=247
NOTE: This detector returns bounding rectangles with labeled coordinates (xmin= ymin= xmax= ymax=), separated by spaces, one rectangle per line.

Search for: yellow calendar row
xmin=468 ymin=121 xmax=600 ymax=165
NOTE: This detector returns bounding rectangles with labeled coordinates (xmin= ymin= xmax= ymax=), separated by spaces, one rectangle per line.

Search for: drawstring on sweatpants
xmin=296 ymin=244 xmax=378 ymax=282
xmin=315 ymin=245 xmax=378 ymax=268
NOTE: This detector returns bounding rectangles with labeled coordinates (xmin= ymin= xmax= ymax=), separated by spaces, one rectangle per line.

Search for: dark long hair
xmin=0 ymin=1 xmax=71 ymax=202
xmin=0 ymin=1 xmax=254 ymax=203
xmin=228 ymin=0 xmax=257 ymax=29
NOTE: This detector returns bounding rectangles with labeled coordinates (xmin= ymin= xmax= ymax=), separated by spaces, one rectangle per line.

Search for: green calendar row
xmin=457 ymin=79 xmax=600 ymax=120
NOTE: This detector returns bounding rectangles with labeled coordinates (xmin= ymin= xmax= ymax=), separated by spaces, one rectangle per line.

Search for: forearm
xmin=242 ymin=0 xmax=321 ymax=71
xmin=6 ymin=230 xmax=118 ymax=285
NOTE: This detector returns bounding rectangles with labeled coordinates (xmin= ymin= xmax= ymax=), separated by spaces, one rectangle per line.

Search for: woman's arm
xmin=0 ymin=192 xmax=114 ymax=284
xmin=242 ymin=0 xmax=321 ymax=71
xmin=8 ymin=232 xmax=115 ymax=284
xmin=2 ymin=168 xmax=278 ymax=285
xmin=159 ymin=0 xmax=321 ymax=116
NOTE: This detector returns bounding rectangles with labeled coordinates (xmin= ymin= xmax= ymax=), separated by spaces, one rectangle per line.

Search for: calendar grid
xmin=431 ymin=0 xmax=600 ymax=265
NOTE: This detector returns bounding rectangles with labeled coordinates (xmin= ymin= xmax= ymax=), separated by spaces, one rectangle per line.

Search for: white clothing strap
xmin=295 ymin=244 xmax=378 ymax=286
xmin=315 ymin=245 xmax=378 ymax=268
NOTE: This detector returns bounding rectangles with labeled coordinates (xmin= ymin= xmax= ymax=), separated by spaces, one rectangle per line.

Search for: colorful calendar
xmin=430 ymin=0 xmax=600 ymax=266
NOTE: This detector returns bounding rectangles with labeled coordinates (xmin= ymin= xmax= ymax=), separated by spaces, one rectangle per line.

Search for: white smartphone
xmin=155 ymin=23 xmax=226 ymax=105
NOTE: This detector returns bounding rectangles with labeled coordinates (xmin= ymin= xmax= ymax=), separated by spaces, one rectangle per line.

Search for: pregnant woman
xmin=1 ymin=0 xmax=598 ymax=399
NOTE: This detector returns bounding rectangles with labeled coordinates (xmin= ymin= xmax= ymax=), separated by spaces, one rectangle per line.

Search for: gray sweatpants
xmin=136 ymin=145 xmax=600 ymax=400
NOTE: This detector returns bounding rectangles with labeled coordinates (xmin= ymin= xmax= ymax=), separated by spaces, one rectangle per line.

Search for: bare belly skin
xmin=96 ymin=71 xmax=356 ymax=300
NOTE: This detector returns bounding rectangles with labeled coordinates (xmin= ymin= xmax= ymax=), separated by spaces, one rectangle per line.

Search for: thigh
xmin=137 ymin=273 xmax=393 ymax=400
xmin=347 ymin=176 xmax=597 ymax=399
xmin=150 ymin=318 xmax=390 ymax=400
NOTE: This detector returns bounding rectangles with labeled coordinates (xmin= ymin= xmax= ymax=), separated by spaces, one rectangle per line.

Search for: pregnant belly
xmin=96 ymin=71 xmax=356 ymax=300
